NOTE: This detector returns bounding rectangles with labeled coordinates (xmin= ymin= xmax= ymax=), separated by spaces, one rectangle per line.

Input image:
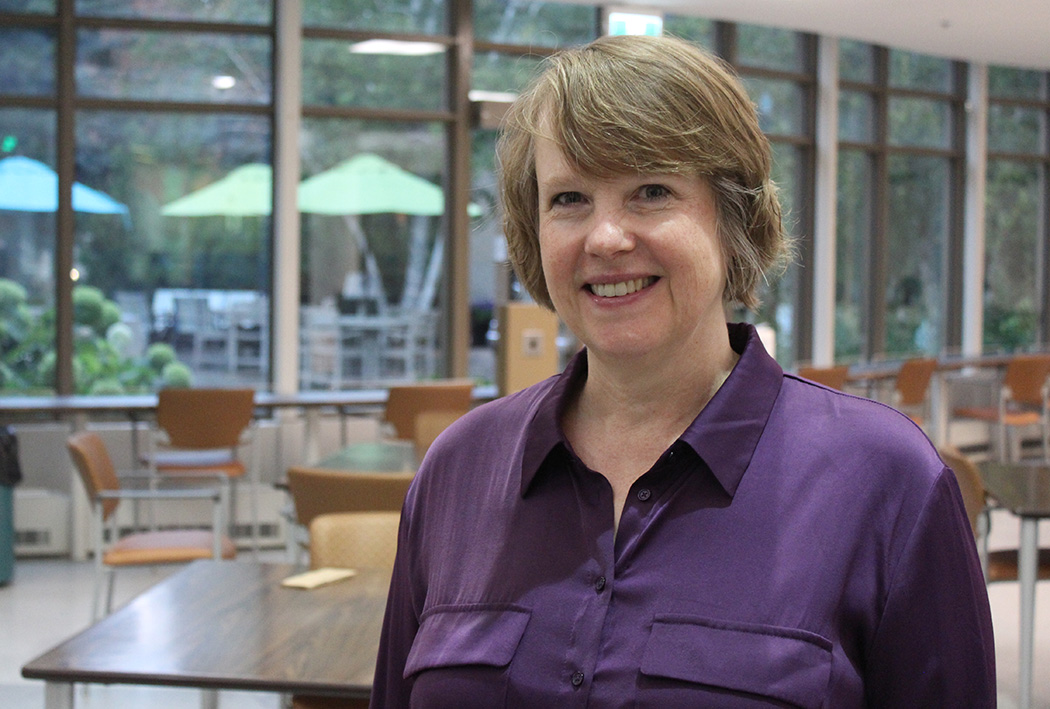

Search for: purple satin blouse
xmin=371 ymin=323 xmax=995 ymax=708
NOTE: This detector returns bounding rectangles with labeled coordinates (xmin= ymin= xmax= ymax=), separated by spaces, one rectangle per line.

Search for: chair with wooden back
xmin=893 ymin=357 xmax=939 ymax=426
xmin=289 ymin=510 xmax=401 ymax=709
xmin=382 ymin=379 xmax=474 ymax=444
xmin=412 ymin=408 xmax=466 ymax=460
xmin=797 ymin=364 xmax=851 ymax=391
xmin=952 ymin=354 xmax=1050 ymax=461
xmin=147 ymin=387 xmax=259 ymax=549
xmin=939 ymin=445 xmax=1050 ymax=584
xmin=68 ymin=431 xmax=237 ymax=620
xmin=285 ymin=466 xmax=413 ymax=565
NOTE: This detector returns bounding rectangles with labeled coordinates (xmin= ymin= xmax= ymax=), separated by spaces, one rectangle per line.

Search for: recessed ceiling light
xmin=349 ymin=39 xmax=445 ymax=56
xmin=468 ymin=90 xmax=518 ymax=103
xmin=212 ymin=75 xmax=236 ymax=90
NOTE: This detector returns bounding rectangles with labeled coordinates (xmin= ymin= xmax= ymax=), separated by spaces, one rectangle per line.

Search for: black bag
xmin=0 ymin=425 xmax=22 ymax=486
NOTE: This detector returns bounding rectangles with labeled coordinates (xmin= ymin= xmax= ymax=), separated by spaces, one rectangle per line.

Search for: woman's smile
xmin=587 ymin=276 xmax=658 ymax=298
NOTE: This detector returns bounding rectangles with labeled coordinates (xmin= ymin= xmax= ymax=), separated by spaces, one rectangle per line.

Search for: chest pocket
xmin=405 ymin=604 xmax=531 ymax=678
xmin=640 ymin=614 xmax=832 ymax=709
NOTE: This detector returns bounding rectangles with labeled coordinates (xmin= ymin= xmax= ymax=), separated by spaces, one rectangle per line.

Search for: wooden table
xmin=979 ymin=460 xmax=1050 ymax=709
xmin=21 ymin=560 xmax=389 ymax=708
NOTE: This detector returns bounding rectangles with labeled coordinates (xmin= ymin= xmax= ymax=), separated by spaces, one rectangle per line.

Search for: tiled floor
xmin=2 ymin=514 xmax=1050 ymax=708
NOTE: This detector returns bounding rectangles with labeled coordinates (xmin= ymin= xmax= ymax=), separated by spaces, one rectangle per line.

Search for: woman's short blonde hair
xmin=496 ymin=34 xmax=790 ymax=311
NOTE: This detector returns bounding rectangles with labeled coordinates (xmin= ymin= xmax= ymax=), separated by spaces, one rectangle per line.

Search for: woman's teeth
xmin=589 ymin=277 xmax=655 ymax=298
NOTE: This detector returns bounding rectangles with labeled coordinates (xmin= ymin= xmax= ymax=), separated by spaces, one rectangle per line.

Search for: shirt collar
xmin=519 ymin=323 xmax=783 ymax=498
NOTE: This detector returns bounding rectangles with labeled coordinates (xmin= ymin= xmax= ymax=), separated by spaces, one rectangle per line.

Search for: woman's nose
xmin=584 ymin=209 xmax=634 ymax=258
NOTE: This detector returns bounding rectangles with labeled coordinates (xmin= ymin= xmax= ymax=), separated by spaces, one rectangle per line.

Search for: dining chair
xmin=381 ymin=379 xmax=474 ymax=442
xmin=289 ymin=511 xmax=400 ymax=709
xmin=412 ymin=408 xmax=466 ymax=460
xmin=144 ymin=387 xmax=259 ymax=550
xmin=892 ymin=357 xmax=939 ymax=426
xmin=285 ymin=466 xmax=413 ymax=566
xmin=67 ymin=431 xmax=237 ymax=620
xmin=952 ymin=354 xmax=1050 ymax=461
xmin=797 ymin=364 xmax=851 ymax=391
xmin=939 ymin=445 xmax=1050 ymax=584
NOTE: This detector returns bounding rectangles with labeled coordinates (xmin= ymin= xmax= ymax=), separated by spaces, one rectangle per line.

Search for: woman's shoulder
xmin=774 ymin=374 xmax=945 ymax=484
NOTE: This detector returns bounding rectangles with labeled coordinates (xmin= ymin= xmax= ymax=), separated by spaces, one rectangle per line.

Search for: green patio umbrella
xmin=298 ymin=154 xmax=481 ymax=311
xmin=297 ymin=153 xmax=481 ymax=217
xmin=161 ymin=163 xmax=272 ymax=217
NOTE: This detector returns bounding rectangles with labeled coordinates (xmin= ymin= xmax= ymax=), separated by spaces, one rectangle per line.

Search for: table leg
xmin=1018 ymin=517 xmax=1038 ymax=709
xmin=201 ymin=688 xmax=219 ymax=709
xmin=303 ymin=408 xmax=320 ymax=463
xmin=43 ymin=681 xmax=73 ymax=709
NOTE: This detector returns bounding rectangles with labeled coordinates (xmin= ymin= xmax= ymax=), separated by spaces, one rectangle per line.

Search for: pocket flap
xmin=641 ymin=615 xmax=831 ymax=709
xmin=405 ymin=604 xmax=531 ymax=678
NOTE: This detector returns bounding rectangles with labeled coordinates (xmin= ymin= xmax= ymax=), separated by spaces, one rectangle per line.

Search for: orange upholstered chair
xmin=288 ymin=511 xmax=400 ymax=709
xmin=797 ymin=365 xmax=851 ymax=391
xmin=940 ymin=446 xmax=1050 ymax=583
xmin=68 ymin=431 xmax=236 ymax=620
xmin=382 ymin=380 xmax=474 ymax=443
xmin=145 ymin=388 xmax=259 ymax=549
xmin=952 ymin=354 xmax=1050 ymax=461
xmin=892 ymin=357 xmax=939 ymax=426
xmin=285 ymin=466 xmax=413 ymax=565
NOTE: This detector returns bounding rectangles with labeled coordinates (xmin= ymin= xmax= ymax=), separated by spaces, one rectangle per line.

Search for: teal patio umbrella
xmin=0 ymin=155 xmax=129 ymax=214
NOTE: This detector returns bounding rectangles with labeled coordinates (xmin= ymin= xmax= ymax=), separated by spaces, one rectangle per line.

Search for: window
xmin=984 ymin=67 xmax=1049 ymax=352
xmin=836 ymin=42 xmax=965 ymax=361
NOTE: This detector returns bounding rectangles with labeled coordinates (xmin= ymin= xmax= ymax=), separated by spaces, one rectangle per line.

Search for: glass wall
xmin=1 ymin=6 xmax=273 ymax=395
xmin=664 ymin=17 xmax=816 ymax=366
xmin=835 ymin=41 xmax=965 ymax=361
xmin=3 ymin=2 xmax=1050 ymax=395
xmin=984 ymin=67 xmax=1049 ymax=352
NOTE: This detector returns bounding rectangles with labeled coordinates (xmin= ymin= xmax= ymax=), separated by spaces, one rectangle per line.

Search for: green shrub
xmin=147 ymin=342 xmax=177 ymax=372
xmin=72 ymin=285 xmax=107 ymax=330
xmin=0 ymin=278 xmax=27 ymax=316
xmin=160 ymin=361 xmax=193 ymax=388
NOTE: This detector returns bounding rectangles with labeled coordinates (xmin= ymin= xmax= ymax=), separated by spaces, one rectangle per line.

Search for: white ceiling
xmin=623 ymin=0 xmax=1050 ymax=71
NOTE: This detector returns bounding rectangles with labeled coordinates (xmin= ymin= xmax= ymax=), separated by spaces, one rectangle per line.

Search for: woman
xmin=372 ymin=34 xmax=994 ymax=707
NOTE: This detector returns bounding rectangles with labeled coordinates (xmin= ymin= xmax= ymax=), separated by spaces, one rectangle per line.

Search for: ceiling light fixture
xmin=349 ymin=39 xmax=445 ymax=56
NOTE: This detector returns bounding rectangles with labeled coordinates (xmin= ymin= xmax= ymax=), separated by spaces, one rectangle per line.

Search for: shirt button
xmin=637 ymin=488 xmax=652 ymax=501
xmin=594 ymin=576 xmax=606 ymax=593
xmin=571 ymin=671 xmax=585 ymax=687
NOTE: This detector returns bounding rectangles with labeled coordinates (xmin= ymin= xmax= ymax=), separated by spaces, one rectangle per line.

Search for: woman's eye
xmin=639 ymin=184 xmax=670 ymax=201
xmin=552 ymin=191 xmax=584 ymax=207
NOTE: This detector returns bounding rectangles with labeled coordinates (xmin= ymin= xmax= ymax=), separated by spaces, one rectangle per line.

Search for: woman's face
xmin=535 ymin=136 xmax=728 ymax=364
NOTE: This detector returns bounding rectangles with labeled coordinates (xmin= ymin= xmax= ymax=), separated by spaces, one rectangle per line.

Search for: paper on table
xmin=281 ymin=567 xmax=357 ymax=589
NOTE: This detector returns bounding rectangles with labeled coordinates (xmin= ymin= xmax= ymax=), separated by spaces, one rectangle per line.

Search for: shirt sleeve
xmin=863 ymin=466 xmax=996 ymax=707
xmin=370 ymin=500 xmax=421 ymax=709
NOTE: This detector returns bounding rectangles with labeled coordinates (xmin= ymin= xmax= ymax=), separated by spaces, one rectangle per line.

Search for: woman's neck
xmin=575 ymin=327 xmax=739 ymax=433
